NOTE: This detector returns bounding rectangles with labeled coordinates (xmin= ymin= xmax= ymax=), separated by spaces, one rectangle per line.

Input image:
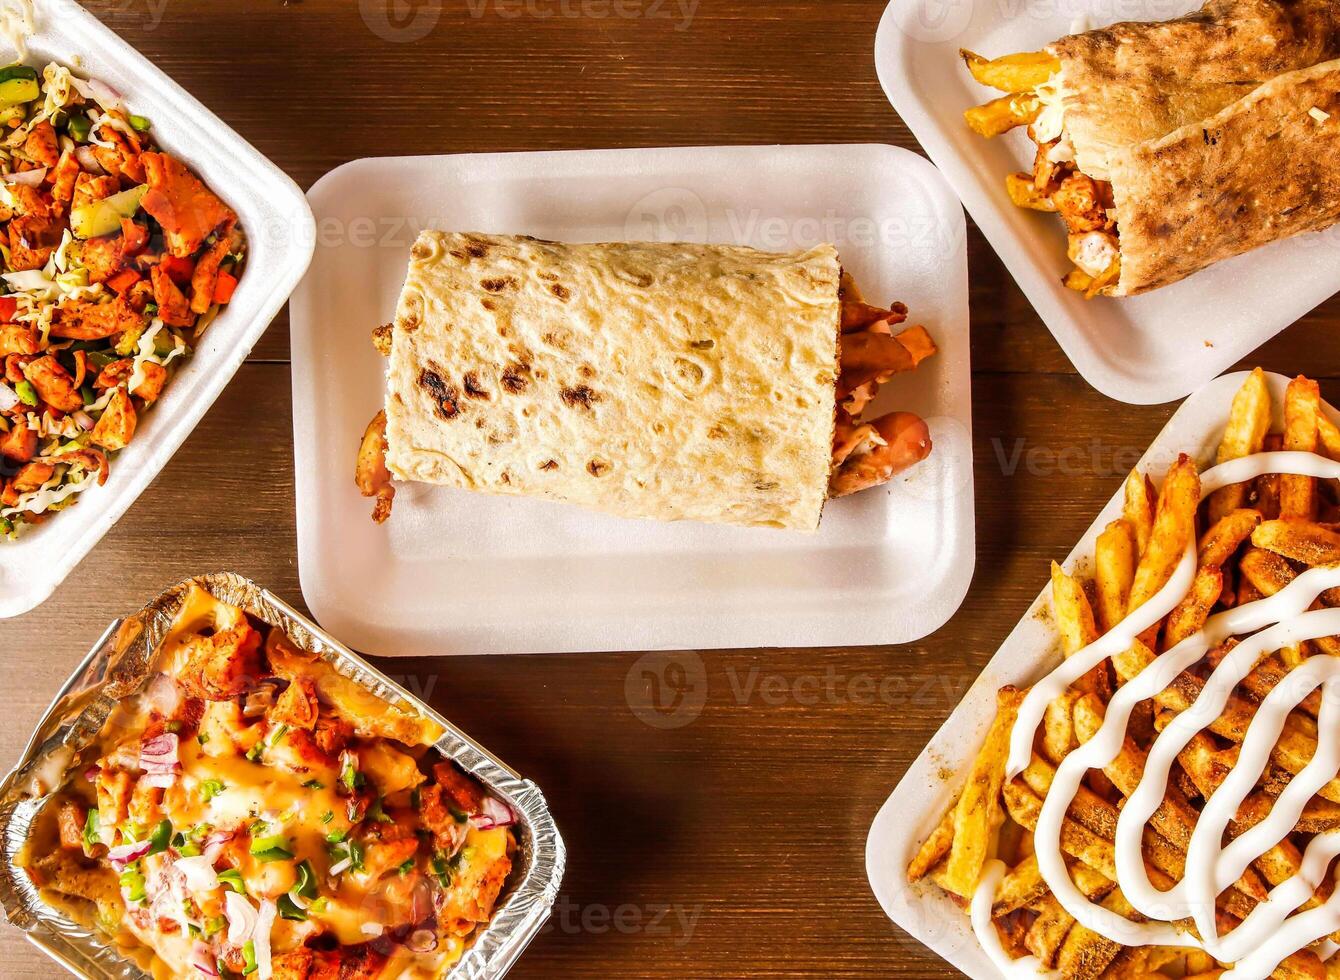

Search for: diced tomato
xmin=213 ymin=271 xmax=238 ymax=305
xmin=106 ymin=268 xmax=141 ymax=295
xmin=0 ymin=297 xmax=17 ymax=321
xmin=159 ymin=254 xmax=195 ymax=285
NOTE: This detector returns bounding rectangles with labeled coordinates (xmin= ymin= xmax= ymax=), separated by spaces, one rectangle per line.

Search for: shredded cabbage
xmin=85 ymin=386 xmax=116 ymax=413
xmin=128 ymin=321 xmax=185 ymax=393
xmin=50 ymin=228 xmax=72 ymax=274
xmin=0 ymin=0 xmax=35 ymax=61
xmin=3 ymin=268 xmax=56 ymax=297
xmin=1033 ymin=76 xmax=1067 ymax=144
xmin=24 ymin=410 xmax=81 ymax=438
xmin=1 ymin=464 xmax=97 ymax=517
xmin=41 ymin=62 xmax=76 ymax=117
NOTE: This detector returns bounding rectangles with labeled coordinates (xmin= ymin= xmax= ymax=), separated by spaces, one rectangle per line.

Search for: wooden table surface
xmin=3 ymin=1 xmax=1340 ymax=977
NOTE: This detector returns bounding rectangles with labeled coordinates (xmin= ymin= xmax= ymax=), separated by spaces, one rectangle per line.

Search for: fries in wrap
xmin=962 ymin=0 xmax=1340 ymax=295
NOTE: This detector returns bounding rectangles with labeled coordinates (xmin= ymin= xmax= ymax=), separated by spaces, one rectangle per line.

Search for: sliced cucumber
xmin=70 ymin=184 xmax=148 ymax=239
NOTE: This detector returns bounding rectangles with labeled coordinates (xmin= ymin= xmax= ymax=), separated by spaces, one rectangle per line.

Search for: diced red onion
xmin=202 ymin=831 xmax=235 ymax=864
xmin=107 ymin=838 xmax=152 ymax=870
xmin=0 ymin=382 xmax=18 ymax=411
xmin=71 ymin=76 xmax=122 ymax=112
xmin=82 ymin=764 xmax=100 ymax=782
xmin=139 ymin=732 xmax=180 ymax=773
xmin=189 ymin=942 xmax=219 ymax=977
xmin=225 ymin=891 xmax=257 ymax=945
xmin=145 ymin=672 xmax=183 ymax=717
xmin=2 ymin=167 xmax=46 ymax=187
xmin=73 ymin=145 xmax=102 ymax=173
xmin=139 ymin=771 xmax=175 ymax=789
xmin=243 ymin=684 xmax=276 ymax=718
xmin=71 ymin=410 xmax=94 ymax=431
xmin=469 ymin=796 xmax=516 ymax=830
xmin=411 ymin=880 xmax=434 ymax=923
xmin=254 ymin=899 xmax=276 ymax=980
xmin=405 ymin=928 xmax=438 ymax=953
xmin=173 ymin=855 xmax=219 ymax=893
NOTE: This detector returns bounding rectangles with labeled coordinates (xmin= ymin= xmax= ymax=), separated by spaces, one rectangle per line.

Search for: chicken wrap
xmin=961 ymin=0 xmax=1340 ymax=295
xmin=355 ymin=232 xmax=936 ymax=531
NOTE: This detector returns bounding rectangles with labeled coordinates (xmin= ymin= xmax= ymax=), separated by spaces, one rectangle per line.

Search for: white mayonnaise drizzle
xmin=973 ymin=451 xmax=1340 ymax=978
xmin=972 ymin=860 xmax=1061 ymax=979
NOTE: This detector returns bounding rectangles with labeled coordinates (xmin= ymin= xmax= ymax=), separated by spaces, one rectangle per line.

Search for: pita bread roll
xmin=1107 ymin=59 xmax=1340 ymax=294
xmin=1047 ymin=0 xmax=1340 ymax=182
xmin=383 ymin=232 xmax=842 ymax=531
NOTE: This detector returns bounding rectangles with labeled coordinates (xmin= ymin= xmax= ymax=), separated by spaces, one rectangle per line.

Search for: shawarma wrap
xmin=961 ymin=0 xmax=1340 ymax=296
xmin=354 ymin=232 xmax=936 ymax=531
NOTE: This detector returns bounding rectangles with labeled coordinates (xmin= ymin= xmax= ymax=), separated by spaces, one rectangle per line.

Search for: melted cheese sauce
xmin=60 ymin=587 xmax=502 ymax=980
xmin=974 ymin=452 xmax=1340 ymax=979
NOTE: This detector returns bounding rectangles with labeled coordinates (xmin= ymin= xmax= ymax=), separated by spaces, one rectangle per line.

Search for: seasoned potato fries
xmin=909 ymin=369 xmax=1340 ymax=979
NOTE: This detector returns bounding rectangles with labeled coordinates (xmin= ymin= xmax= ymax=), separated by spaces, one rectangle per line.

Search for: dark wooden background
xmin=3 ymin=1 xmax=1339 ymax=977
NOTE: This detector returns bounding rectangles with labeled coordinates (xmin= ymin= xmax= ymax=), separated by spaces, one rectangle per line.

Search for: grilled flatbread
xmin=382 ymin=232 xmax=843 ymax=531
xmin=1049 ymin=0 xmax=1339 ymax=182
xmin=1108 ymin=59 xmax=1340 ymax=294
xmin=964 ymin=0 xmax=1340 ymax=295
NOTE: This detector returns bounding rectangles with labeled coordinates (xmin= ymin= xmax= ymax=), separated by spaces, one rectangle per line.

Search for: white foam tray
xmin=865 ymin=371 xmax=1312 ymax=977
xmin=290 ymin=144 xmax=974 ymax=656
xmin=0 ymin=0 xmax=315 ymax=618
xmin=874 ymin=0 xmax=1340 ymax=405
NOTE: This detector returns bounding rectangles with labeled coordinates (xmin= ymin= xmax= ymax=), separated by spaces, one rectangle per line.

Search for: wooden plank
xmin=1 ymin=1 xmax=1339 ymax=976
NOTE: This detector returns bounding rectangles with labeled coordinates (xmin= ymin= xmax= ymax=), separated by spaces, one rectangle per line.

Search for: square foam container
xmin=0 ymin=0 xmax=316 ymax=618
xmin=874 ymin=0 xmax=1340 ymax=405
xmin=290 ymin=144 xmax=974 ymax=655
xmin=864 ymin=370 xmax=1322 ymax=977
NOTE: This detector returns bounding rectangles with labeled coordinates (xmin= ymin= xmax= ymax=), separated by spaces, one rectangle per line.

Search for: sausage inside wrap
xmin=355 ymin=232 xmax=936 ymax=531
xmin=961 ymin=0 xmax=1340 ymax=295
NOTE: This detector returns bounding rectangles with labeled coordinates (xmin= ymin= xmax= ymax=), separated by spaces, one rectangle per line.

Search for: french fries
xmin=963 ymin=93 xmax=1041 ymax=138
xmin=960 ymin=48 xmax=1060 ymax=91
xmin=1207 ymin=367 xmax=1271 ymax=524
xmin=1123 ymin=469 xmax=1156 ymax=555
xmin=1281 ymin=376 xmax=1322 ymax=519
xmin=907 ymin=371 xmax=1340 ymax=979
xmin=1094 ymin=519 xmax=1136 ymax=633
xmin=943 ymin=686 xmax=1024 ymax=897
xmin=1007 ymin=171 xmax=1060 ymax=211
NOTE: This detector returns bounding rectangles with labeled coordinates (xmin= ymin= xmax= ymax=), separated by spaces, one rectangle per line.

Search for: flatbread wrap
xmin=960 ymin=0 xmax=1340 ymax=295
xmin=355 ymin=232 xmax=936 ymax=531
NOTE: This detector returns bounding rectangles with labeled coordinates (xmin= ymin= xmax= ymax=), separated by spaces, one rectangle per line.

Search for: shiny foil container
xmin=0 ymin=572 xmax=566 ymax=979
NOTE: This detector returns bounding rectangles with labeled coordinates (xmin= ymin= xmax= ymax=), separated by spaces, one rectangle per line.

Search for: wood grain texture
xmin=1 ymin=1 xmax=1339 ymax=977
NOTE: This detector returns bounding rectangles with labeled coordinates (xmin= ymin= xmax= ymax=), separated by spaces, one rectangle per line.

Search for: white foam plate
xmin=874 ymin=0 xmax=1340 ymax=405
xmin=290 ymin=144 xmax=974 ymax=656
xmin=0 ymin=0 xmax=315 ymax=618
xmin=864 ymin=370 xmax=1318 ymax=977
